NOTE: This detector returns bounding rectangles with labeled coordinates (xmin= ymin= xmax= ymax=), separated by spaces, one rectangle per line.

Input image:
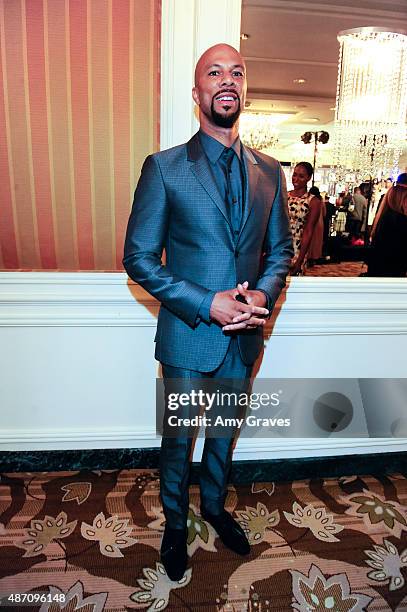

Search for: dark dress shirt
xmin=196 ymin=130 xmax=269 ymax=324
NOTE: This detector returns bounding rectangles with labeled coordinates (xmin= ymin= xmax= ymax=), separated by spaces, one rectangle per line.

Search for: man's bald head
xmin=192 ymin=43 xmax=247 ymax=131
xmin=194 ymin=44 xmax=245 ymax=86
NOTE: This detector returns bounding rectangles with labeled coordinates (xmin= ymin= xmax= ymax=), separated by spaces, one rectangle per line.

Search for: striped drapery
xmin=0 ymin=0 xmax=160 ymax=270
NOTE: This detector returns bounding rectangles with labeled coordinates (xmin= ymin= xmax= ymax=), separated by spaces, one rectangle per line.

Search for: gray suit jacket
xmin=123 ymin=132 xmax=293 ymax=371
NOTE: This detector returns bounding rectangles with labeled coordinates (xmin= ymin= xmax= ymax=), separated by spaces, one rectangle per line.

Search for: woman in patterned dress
xmin=288 ymin=162 xmax=321 ymax=275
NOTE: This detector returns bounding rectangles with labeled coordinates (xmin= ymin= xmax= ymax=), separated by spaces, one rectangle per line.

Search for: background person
xmin=348 ymin=186 xmax=367 ymax=242
xmin=288 ymin=162 xmax=321 ymax=274
xmin=367 ymin=173 xmax=407 ymax=277
xmin=334 ymin=192 xmax=347 ymax=233
xmin=322 ymin=195 xmax=337 ymax=258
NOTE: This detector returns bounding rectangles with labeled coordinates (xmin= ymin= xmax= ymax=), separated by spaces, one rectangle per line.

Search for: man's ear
xmin=192 ymin=87 xmax=200 ymax=106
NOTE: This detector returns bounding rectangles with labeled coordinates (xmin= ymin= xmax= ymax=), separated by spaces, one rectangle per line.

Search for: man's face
xmin=192 ymin=45 xmax=247 ymax=129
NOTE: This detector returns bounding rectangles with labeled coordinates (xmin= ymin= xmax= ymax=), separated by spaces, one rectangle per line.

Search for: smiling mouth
xmin=214 ymin=93 xmax=238 ymax=104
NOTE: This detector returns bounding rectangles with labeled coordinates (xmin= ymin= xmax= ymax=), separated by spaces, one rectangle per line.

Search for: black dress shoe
xmin=160 ymin=526 xmax=188 ymax=581
xmin=201 ymin=508 xmax=250 ymax=555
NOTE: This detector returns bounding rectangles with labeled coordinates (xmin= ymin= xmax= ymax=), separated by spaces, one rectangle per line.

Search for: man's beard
xmin=210 ymin=97 xmax=241 ymax=128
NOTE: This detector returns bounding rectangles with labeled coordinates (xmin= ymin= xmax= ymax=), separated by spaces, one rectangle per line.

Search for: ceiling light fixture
xmin=240 ymin=112 xmax=279 ymax=151
xmin=293 ymin=78 xmax=306 ymax=84
xmin=333 ymin=27 xmax=407 ymax=182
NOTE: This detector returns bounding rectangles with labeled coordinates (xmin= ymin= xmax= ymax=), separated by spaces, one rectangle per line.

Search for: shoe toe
xmin=164 ymin=563 xmax=187 ymax=582
xmin=160 ymin=528 xmax=188 ymax=581
xmin=161 ymin=547 xmax=187 ymax=581
xmin=201 ymin=510 xmax=250 ymax=555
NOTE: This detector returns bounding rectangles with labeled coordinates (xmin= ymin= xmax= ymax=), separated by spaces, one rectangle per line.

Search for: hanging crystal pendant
xmin=239 ymin=112 xmax=279 ymax=151
xmin=333 ymin=27 xmax=407 ymax=182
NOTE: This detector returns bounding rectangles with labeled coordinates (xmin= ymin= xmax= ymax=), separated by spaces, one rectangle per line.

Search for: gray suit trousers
xmin=160 ymin=338 xmax=252 ymax=529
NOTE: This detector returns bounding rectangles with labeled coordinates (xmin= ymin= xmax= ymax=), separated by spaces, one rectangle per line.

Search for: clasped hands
xmin=210 ymin=281 xmax=269 ymax=331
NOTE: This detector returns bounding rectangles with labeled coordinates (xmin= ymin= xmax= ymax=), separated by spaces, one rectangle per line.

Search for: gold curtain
xmin=0 ymin=0 xmax=160 ymax=270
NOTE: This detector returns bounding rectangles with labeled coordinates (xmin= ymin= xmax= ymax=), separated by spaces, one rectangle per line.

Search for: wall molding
xmin=160 ymin=0 xmax=241 ymax=150
xmin=1 ymin=272 xmax=406 ymax=335
xmin=244 ymin=1 xmax=407 ymax=25
xmin=160 ymin=0 xmax=196 ymax=150
xmin=0 ymin=425 xmax=406 ymax=459
xmin=245 ymin=56 xmax=337 ymax=68
xmin=1 ymin=272 xmax=406 ymax=456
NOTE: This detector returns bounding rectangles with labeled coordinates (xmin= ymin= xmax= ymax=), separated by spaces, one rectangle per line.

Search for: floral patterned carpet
xmin=305 ymin=261 xmax=367 ymax=277
xmin=0 ymin=469 xmax=407 ymax=611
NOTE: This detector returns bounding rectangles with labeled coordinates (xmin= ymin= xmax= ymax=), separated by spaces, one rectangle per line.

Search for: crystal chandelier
xmin=239 ymin=112 xmax=279 ymax=151
xmin=333 ymin=27 xmax=407 ymax=182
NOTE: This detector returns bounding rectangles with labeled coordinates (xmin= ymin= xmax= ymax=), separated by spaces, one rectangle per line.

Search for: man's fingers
xmin=250 ymin=317 xmax=267 ymax=325
xmin=232 ymin=308 xmax=268 ymax=323
xmin=231 ymin=312 xmax=251 ymax=323
xmin=238 ymin=303 xmax=269 ymax=316
xmin=231 ymin=305 xmax=269 ymax=321
xmin=251 ymin=306 xmax=269 ymax=316
xmin=223 ymin=322 xmax=250 ymax=331
xmin=234 ymin=302 xmax=267 ymax=315
xmin=222 ymin=317 xmax=267 ymax=331
xmin=237 ymin=281 xmax=249 ymax=292
xmin=238 ymin=281 xmax=249 ymax=290
xmin=234 ymin=284 xmax=248 ymax=302
xmin=235 ymin=281 xmax=249 ymax=299
xmin=222 ymin=322 xmax=265 ymax=331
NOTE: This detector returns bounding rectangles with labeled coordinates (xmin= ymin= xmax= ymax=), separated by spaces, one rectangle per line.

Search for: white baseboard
xmin=0 ymin=427 xmax=406 ymax=459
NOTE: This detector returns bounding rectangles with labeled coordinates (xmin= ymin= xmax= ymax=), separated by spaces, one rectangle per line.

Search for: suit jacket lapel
xmin=187 ymin=134 xmax=232 ymax=229
xmin=239 ymin=144 xmax=259 ymax=237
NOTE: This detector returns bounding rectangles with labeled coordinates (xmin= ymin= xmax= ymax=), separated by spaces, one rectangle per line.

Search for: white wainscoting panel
xmin=0 ymin=272 xmax=406 ymax=457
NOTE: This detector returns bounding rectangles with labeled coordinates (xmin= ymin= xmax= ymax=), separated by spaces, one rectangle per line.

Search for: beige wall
xmin=0 ymin=0 xmax=160 ymax=271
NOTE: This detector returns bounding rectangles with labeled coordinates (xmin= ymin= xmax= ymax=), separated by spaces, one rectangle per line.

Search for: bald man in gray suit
xmin=123 ymin=43 xmax=293 ymax=579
